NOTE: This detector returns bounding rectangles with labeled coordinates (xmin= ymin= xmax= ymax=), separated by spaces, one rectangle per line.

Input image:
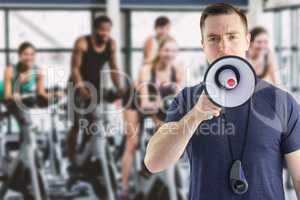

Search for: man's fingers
xmin=202 ymin=96 xmax=221 ymax=110
xmin=196 ymin=94 xmax=222 ymax=119
xmin=203 ymin=104 xmax=221 ymax=112
xmin=209 ymin=105 xmax=221 ymax=112
xmin=213 ymin=111 xmax=221 ymax=117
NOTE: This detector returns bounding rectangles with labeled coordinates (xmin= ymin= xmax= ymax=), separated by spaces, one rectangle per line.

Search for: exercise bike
xmin=0 ymin=92 xmax=89 ymax=200
xmin=67 ymin=88 xmax=122 ymax=200
xmin=0 ymin=95 xmax=50 ymax=200
xmin=131 ymin=95 xmax=187 ymax=200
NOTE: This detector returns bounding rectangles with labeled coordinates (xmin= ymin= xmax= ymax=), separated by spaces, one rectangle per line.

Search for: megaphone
xmin=203 ymin=56 xmax=257 ymax=108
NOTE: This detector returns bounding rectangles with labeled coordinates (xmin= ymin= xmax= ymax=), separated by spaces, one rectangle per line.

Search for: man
xmin=66 ymin=15 xmax=124 ymax=197
xmin=143 ymin=16 xmax=171 ymax=63
xmin=144 ymin=3 xmax=300 ymax=200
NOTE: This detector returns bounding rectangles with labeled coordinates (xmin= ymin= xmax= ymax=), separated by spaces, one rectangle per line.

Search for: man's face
xmin=94 ymin=22 xmax=112 ymax=44
xmin=155 ymin=24 xmax=170 ymax=38
xmin=201 ymin=13 xmax=250 ymax=64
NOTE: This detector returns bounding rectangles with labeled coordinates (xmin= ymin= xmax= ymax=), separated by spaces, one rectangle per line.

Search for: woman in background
xmin=247 ymin=26 xmax=279 ymax=85
xmin=120 ymin=36 xmax=184 ymax=200
xmin=2 ymin=42 xmax=60 ymax=142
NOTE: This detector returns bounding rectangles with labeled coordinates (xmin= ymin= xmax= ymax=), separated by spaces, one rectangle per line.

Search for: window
xmin=0 ymin=11 xmax=4 ymax=49
xmin=0 ymin=54 xmax=5 ymax=81
xmin=177 ymin=52 xmax=207 ymax=85
xmin=131 ymin=11 xmax=201 ymax=48
xmin=9 ymin=11 xmax=91 ymax=49
xmin=130 ymin=11 xmax=204 ymax=85
xmin=281 ymin=10 xmax=291 ymax=48
xmin=131 ymin=52 xmax=143 ymax=81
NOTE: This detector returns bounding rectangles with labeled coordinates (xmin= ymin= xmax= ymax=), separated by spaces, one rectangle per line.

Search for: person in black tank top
xmin=120 ymin=37 xmax=184 ymax=199
xmin=66 ymin=16 xmax=125 ymax=198
xmin=80 ymin=35 xmax=112 ymax=91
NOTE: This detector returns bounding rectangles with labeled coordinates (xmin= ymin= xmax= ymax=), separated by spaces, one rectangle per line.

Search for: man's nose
xmin=219 ymin=38 xmax=231 ymax=55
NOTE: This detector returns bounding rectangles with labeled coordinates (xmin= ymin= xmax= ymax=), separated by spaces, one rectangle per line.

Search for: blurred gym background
xmin=0 ymin=0 xmax=299 ymax=200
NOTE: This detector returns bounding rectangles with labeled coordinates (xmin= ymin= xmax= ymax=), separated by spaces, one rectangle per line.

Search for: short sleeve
xmin=280 ymin=94 xmax=300 ymax=154
xmin=165 ymin=88 xmax=188 ymax=123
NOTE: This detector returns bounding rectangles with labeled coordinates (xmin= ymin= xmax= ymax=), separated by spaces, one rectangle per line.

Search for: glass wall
xmin=0 ymin=10 xmax=91 ymax=85
xmin=131 ymin=11 xmax=207 ymax=85
xmin=0 ymin=9 xmax=92 ymax=133
xmin=9 ymin=11 xmax=91 ymax=49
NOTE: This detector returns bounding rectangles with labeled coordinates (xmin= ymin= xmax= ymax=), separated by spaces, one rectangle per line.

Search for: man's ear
xmin=201 ymin=38 xmax=204 ymax=49
xmin=246 ymin=32 xmax=251 ymax=50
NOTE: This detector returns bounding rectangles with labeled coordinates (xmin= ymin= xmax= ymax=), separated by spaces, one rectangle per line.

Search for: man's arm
xmin=282 ymin=92 xmax=300 ymax=199
xmin=70 ymin=37 xmax=86 ymax=87
xmin=137 ymin=64 xmax=153 ymax=108
xmin=144 ymin=94 xmax=221 ymax=173
xmin=285 ymin=150 xmax=300 ymax=199
xmin=4 ymin=66 xmax=14 ymax=100
xmin=143 ymin=37 xmax=155 ymax=64
xmin=174 ymin=64 xmax=185 ymax=92
xmin=144 ymin=108 xmax=205 ymax=173
xmin=108 ymin=39 xmax=123 ymax=91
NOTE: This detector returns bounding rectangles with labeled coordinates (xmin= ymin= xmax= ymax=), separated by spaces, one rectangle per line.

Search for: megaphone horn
xmin=203 ymin=56 xmax=257 ymax=108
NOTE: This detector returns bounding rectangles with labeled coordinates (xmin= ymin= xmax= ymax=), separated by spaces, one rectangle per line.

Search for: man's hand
xmin=12 ymin=93 xmax=22 ymax=102
xmin=193 ymin=94 xmax=222 ymax=120
xmin=116 ymin=87 xmax=127 ymax=98
xmin=78 ymin=87 xmax=91 ymax=99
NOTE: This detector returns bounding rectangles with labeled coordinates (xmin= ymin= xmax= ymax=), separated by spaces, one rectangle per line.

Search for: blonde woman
xmin=120 ymin=37 xmax=184 ymax=199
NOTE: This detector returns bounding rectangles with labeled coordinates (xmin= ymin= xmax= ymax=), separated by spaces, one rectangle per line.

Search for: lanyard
xmin=221 ymin=99 xmax=252 ymax=195
xmin=222 ymin=99 xmax=251 ymax=162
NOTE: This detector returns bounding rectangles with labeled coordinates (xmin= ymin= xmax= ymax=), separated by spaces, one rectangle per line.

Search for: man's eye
xmin=208 ymin=37 xmax=217 ymax=42
xmin=229 ymin=35 xmax=237 ymax=40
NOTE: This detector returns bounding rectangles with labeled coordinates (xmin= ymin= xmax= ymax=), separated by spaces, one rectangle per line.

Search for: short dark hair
xmin=200 ymin=3 xmax=248 ymax=34
xmin=18 ymin=42 xmax=35 ymax=55
xmin=154 ymin=16 xmax=170 ymax=28
xmin=93 ymin=15 xmax=112 ymax=29
xmin=250 ymin=26 xmax=268 ymax=43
